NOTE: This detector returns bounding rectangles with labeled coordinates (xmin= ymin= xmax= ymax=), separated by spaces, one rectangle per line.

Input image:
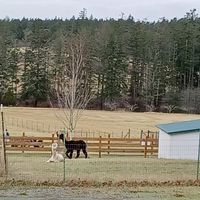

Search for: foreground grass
xmin=6 ymin=153 xmax=198 ymax=183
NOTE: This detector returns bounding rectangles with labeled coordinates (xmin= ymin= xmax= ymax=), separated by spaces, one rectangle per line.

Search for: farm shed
xmin=156 ymin=119 xmax=200 ymax=160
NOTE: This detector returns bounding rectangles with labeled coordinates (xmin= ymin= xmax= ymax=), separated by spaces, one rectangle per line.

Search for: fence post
xmin=99 ymin=136 xmax=102 ymax=158
xmin=128 ymin=129 xmax=131 ymax=139
xmin=121 ymin=131 xmax=124 ymax=138
xmin=147 ymin=130 xmax=150 ymax=137
xmin=144 ymin=136 xmax=148 ymax=158
xmin=1 ymin=104 xmax=7 ymax=175
xmin=22 ymin=132 xmax=25 ymax=153
xmin=52 ymin=133 xmax=55 ymax=143
xmin=151 ymin=134 xmax=154 ymax=155
xmin=51 ymin=133 xmax=55 ymax=155
xmin=140 ymin=130 xmax=143 ymax=141
xmin=108 ymin=134 xmax=110 ymax=155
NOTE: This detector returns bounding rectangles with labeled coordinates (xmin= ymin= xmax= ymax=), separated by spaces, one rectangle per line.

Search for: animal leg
xmin=69 ymin=150 xmax=73 ymax=159
xmin=75 ymin=150 xmax=80 ymax=158
xmin=66 ymin=150 xmax=71 ymax=159
xmin=82 ymin=149 xmax=88 ymax=158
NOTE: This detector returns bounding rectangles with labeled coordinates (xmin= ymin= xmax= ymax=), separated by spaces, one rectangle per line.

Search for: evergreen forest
xmin=1 ymin=9 xmax=200 ymax=113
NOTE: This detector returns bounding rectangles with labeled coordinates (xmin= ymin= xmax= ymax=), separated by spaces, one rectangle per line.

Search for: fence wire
xmin=4 ymin=145 xmax=199 ymax=183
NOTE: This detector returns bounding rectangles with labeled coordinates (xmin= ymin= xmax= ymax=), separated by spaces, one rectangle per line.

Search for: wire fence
xmin=4 ymin=116 xmax=61 ymax=133
xmin=0 ymin=116 xmax=199 ymax=185
xmin=4 ymin=116 xmax=120 ymax=137
xmin=1 ymin=135 xmax=199 ymax=184
xmin=4 ymin=116 xmax=159 ymax=139
xmin=5 ymin=152 xmax=198 ymax=183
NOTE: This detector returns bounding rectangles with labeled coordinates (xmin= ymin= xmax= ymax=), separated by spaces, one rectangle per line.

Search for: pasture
xmin=3 ymin=107 xmax=200 ymax=136
xmin=7 ymin=153 xmax=197 ymax=182
xmin=1 ymin=107 xmax=200 ymax=199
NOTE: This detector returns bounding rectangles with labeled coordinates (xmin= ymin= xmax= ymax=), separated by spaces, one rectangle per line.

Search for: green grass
xmin=6 ymin=153 xmax=198 ymax=183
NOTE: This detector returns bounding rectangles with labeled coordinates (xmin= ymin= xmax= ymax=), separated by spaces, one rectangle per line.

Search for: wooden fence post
xmin=108 ymin=134 xmax=110 ymax=155
xmin=144 ymin=136 xmax=148 ymax=158
xmin=151 ymin=134 xmax=154 ymax=155
xmin=52 ymin=133 xmax=55 ymax=143
xmin=22 ymin=132 xmax=25 ymax=153
xmin=147 ymin=130 xmax=150 ymax=137
xmin=51 ymin=133 xmax=55 ymax=155
xmin=121 ymin=131 xmax=124 ymax=138
xmin=140 ymin=130 xmax=143 ymax=141
xmin=99 ymin=136 xmax=102 ymax=158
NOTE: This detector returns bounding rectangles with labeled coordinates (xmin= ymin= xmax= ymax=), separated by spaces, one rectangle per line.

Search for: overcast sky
xmin=0 ymin=0 xmax=199 ymax=21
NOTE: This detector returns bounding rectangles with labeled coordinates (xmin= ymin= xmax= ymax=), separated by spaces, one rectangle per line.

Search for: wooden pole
xmin=22 ymin=132 xmax=25 ymax=153
xmin=151 ymin=134 xmax=154 ymax=155
xmin=121 ymin=131 xmax=123 ymax=138
xmin=108 ymin=134 xmax=110 ymax=155
xmin=52 ymin=133 xmax=55 ymax=155
xmin=140 ymin=130 xmax=143 ymax=141
xmin=144 ymin=136 xmax=148 ymax=158
xmin=128 ymin=129 xmax=131 ymax=139
xmin=1 ymin=104 xmax=7 ymax=175
xmin=99 ymin=136 xmax=102 ymax=158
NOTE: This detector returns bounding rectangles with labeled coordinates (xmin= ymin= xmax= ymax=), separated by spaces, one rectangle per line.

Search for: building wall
xmin=169 ymin=131 xmax=199 ymax=160
xmin=158 ymin=130 xmax=171 ymax=159
xmin=158 ymin=130 xmax=200 ymax=160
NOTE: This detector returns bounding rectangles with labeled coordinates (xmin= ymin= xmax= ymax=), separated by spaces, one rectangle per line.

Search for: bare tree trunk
xmin=52 ymin=33 xmax=93 ymax=140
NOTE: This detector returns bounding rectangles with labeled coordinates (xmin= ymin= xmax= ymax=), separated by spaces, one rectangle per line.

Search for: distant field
xmin=3 ymin=107 xmax=200 ymax=136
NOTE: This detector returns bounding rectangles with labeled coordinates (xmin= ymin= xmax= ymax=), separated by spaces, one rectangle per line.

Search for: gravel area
xmin=0 ymin=186 xmax=200 ymax=200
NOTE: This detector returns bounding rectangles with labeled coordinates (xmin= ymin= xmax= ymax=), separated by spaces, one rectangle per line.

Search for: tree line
xmin=0 ymin=9 xmax=200 ymax=113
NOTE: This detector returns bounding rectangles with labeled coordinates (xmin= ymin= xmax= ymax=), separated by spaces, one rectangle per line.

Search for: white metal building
xmin=156 ymin=119 xmax=200 ymax=160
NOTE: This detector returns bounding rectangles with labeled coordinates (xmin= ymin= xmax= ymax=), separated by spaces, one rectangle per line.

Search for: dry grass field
xmin=3 ymin=107 xmax=200 ymax=136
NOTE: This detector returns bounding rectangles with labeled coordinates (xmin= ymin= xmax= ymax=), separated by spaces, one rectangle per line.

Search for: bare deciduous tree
xmin=52 ymin=34 xmax=92 ymax=140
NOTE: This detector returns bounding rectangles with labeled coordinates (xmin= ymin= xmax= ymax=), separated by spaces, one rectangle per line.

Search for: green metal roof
xmin=156 ymin=119 xmax=200 ymax=134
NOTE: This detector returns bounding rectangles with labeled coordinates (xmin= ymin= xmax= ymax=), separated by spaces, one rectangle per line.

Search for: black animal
xmin=58 ymin=133 xmax=88 ymax=159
